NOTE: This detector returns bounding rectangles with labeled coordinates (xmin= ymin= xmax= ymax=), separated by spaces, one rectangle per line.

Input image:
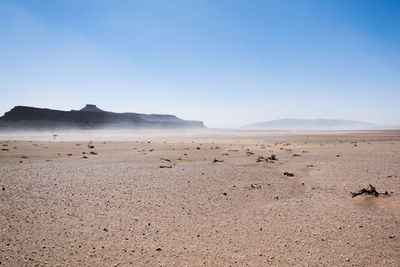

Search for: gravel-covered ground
xmin=1 ymin=130 xmax=399 ymax=266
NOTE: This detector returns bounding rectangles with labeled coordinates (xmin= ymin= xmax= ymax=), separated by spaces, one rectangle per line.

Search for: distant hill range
xmin=243 ymin=119 xmax=375 ymax=130
xmin=0 ymin=105 xmax=205 ymax=130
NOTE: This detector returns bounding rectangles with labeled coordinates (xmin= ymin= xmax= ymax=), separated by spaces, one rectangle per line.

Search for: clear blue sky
xmin=1 ymin=0 xmax=399 ymax=127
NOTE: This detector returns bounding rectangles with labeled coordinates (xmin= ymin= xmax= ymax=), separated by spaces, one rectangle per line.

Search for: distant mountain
xmin=242 ymin=119 xmax=374 ymax=130
xmin=0 ymin=105 xmax=205 ymax=130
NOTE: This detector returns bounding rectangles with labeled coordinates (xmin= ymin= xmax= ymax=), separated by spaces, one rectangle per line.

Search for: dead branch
xmin=350 ymin=184 xmax=391 ymax=198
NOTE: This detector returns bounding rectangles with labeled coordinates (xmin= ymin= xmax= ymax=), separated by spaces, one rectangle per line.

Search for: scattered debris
xmin=350 ymin=184 xmax=391 ymax=198
xmin=283 ymin=172 xmax=294 ymax=177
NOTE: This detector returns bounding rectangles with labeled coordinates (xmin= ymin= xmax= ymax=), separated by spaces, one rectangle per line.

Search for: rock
xmin=269 ymin=154 xmax=277 ymax=160
xmin=250 ymin=183 xmax=262 ymax=189
xmin=284 ymin=172 xmax=294 ymax=177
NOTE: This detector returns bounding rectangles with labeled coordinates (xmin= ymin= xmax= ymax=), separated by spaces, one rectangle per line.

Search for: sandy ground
xmin=0 ymin=130 xmax=400 ymax=266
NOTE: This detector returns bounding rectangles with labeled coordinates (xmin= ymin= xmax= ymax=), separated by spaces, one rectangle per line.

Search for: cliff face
xmin=0 ymin=105 xmax=205 ymax=129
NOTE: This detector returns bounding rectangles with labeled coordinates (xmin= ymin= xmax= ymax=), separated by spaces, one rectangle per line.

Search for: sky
xmin=0 ymin=0 xmax=399 ymax=128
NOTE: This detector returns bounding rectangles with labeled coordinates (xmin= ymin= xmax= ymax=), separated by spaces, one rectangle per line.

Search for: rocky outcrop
xmin=0 ymin=105 xmax=205 ymax=129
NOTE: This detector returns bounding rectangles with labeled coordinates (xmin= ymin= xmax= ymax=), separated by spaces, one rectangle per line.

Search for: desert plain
xmin=0 ymin=130 xmax=399 ymax=266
